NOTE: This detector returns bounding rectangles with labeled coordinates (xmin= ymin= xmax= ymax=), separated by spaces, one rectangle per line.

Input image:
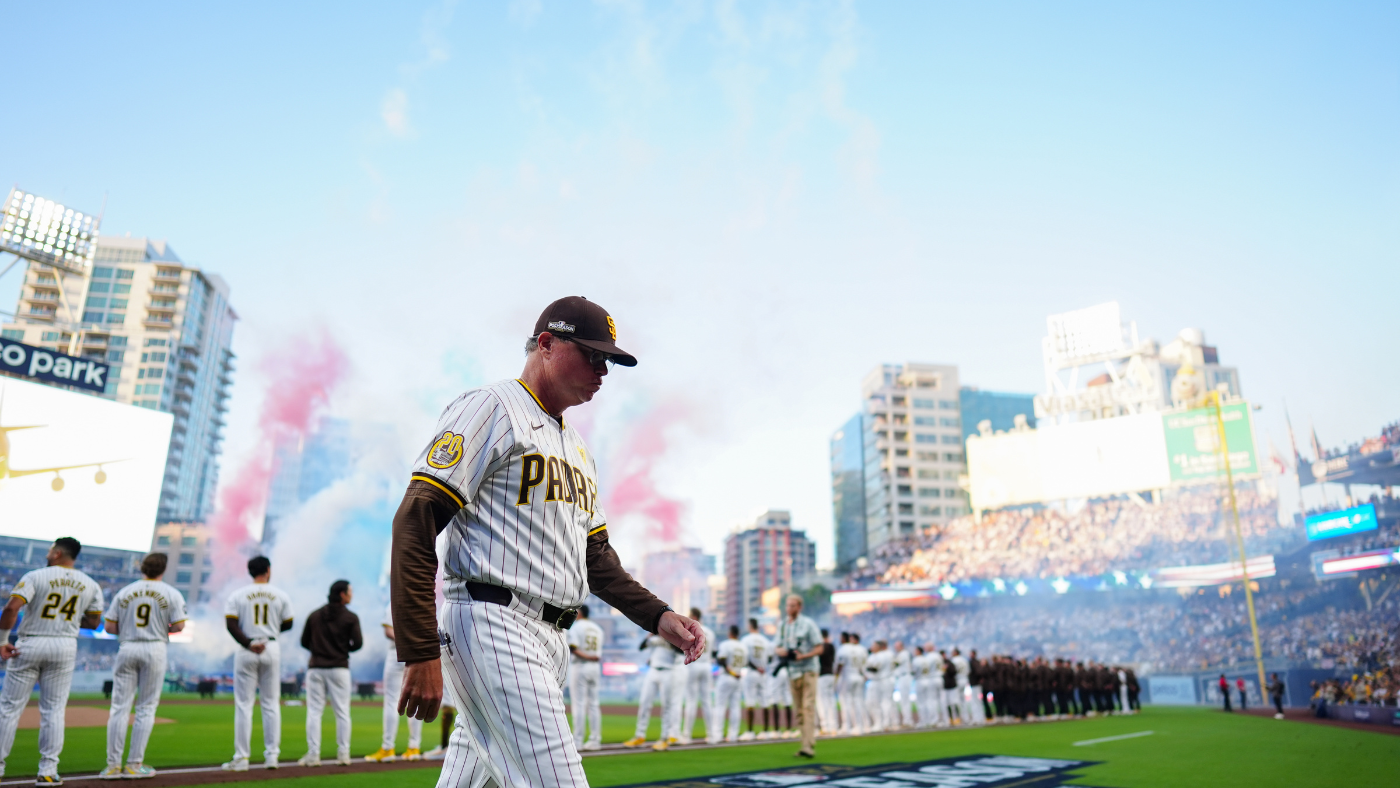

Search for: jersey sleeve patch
xmin=426 ymin=431 xmax=465 ymax=469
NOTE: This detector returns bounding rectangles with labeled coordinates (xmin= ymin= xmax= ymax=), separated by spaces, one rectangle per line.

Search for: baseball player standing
xmin=625 ymin=633 xmax=680 ymax=750
xmin=738 ymin=619 xmax=771 ymax=740
xmin=566 ymin=606 xmax=604 ymax=752
xmin=101 ymin=552 xmax=188 ymax=779
xmin=365 ymin=599 xmax=424 ymax=762
xmin=679 ymin=608 xmax=715 ymax=745
xmin=223 ymin=556 xmax=295 ymax=772
xmin=863 ymin=641 xmax=893 ymax=732
xmin=390 ymin=297 xmax=704 ymax=788
xmin=712 ymin=626 xmax=745 ymax=743
xmin=835 ymin=633 xmax=867 ymax=735
xmin=891 ymin=641 xmax=913 ymax=728
xmin=0 ymin=537 xmax=105 ymax=785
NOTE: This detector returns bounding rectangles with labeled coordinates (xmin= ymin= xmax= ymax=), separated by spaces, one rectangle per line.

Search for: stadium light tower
xmin=0 ymin=188 xmax=102 ymax=351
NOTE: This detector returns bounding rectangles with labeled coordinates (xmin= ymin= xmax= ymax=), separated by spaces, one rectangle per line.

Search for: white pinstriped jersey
xmin=10 ymin=566 xmax=104 ymax=638
xmin=717 ymin=639 xmax=746 ymax=677
xmin=105 ymin=579 xmax=187 ymax=643
xmin=892 ymin=649 xmax=911 ymax=677
xmin=223 ymin=583 xmax=294 ymax=641
xmin=410 ymin=379 xmax=606 ymax=609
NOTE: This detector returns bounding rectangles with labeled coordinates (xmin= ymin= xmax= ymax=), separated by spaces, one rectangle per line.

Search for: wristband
xmin=0 ymin=629 xmax=11 ymax=644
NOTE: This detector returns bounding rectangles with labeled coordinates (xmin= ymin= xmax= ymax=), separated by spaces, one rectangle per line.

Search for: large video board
xmin=1304 ymin=503 xmax=1378 ymax=542
xmin=0 ymin=377 xmax=171 ymax=552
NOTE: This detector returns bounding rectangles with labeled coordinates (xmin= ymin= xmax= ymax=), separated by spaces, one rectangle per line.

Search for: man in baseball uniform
xmin=626 ymin=633 xmax=680 ymax=750
xmin=566 ymin=606 xmax=603 ymax=752
xmin=738 ymin=619 xmax=770 ymax=741
xmin=863 ymin=641 xmax=893 ymax=733
xmin=918 ymin=643 xmax=946 ymax=728
xmin=891 ymin=641 xmax=913 ymax=729
xmin=365 ymin=598 xmax=424 ymax=762
xmin=836 ymin=633 xmax=867 ymax=735
xmin=0 ymin=537 xmax=104 ymax=784
xmin=712 ymin=626 xmax=745 ymax=743
xmin=679 ymin=608 xmax=715 ymax=745
xmin=101 ymin=552 xmax=188 ymax=779
xmin=223 ymin=556 xmax=295 ymax=772
xmin=390 ymin=297 xmax=704 ymax=788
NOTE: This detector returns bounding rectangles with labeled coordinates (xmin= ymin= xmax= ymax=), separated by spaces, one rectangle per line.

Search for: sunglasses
xmin=556 ymin=336 xmax=615 ymax=368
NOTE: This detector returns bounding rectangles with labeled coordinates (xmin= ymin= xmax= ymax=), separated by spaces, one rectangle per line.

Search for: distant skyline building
xmin=723 ymin=509 xmax=816 ymax=628
xmin=263 ymin=417 xmax=354 ymax=545
xmin=640 ymin=546 xmax=717 ymax=618
xmin=830 ymin=412 xmax=867 ymax=573
xmin=1 ymin=232 xmax=237 ymax=522
xmin=959 ymin=387 xmax=1037 ymax=442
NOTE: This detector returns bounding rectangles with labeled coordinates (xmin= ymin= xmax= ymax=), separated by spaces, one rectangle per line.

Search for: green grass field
xmin=6 ymin=703 xmax=1397 ymax=786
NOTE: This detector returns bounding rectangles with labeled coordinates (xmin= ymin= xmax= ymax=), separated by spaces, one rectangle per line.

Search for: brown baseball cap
xmin=533 ymin=296 xmax=637 ymax=367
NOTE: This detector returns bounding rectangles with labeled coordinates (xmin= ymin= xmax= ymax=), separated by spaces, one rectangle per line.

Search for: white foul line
xmin=1073 ymin=730 xmax=1155 ymax=746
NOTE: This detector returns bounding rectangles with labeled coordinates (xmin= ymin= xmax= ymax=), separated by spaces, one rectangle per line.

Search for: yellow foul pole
xmin=1210 ymin=390 xmax=1267 ymax=697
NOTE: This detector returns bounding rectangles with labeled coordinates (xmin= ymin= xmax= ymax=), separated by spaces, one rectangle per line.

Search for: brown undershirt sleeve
xmin=390 ymin=478 xmax=462 ymax=663
xmin=586 ymin=527 xmax=669 ymax=633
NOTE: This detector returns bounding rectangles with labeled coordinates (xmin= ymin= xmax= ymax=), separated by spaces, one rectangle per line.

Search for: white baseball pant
xmin=816 ymin=674 xmax=837 ymax=733
xmin=917 ymin=679 xmax=945 ymax=727
xmin=568 ymin=661 xmax=601 ymax=749
xmin=863 ymin=679 xmax=884 ymax=732
xmin=969 ymin=685 xmax=987 ymax=723
xmin=878 ymin=678 xmax=896 ymax=731
xmin=767 ymin=671 xmax=792 ymax=708
xmin=106 ymin=641 xmax=167 ymax=766
xmin=712 ymin=673 xmax=742 ymax=741
xmin=663 ymin=665 xmax=686 ymax=741
xmin=232 ymin=641 xmax=281 ymax=762
xmin=740 ymin=669 xmax=764 ymax=708
xmin=958 ymin=682 xmax=978 ymax=724
xmin=0 ymin=636 xmax=76 ymax=778
xmin=305 ymin=667 xmax=352 ymax=759
xmin=436 ymin=599 xmax=586 ymax=788
xmin=383 ymin=656 xmax=425 ymax=751
xmin=633 ymin=667 xmax=672 ymax=740
xmin=894 ymin=675 xmax=915 ymax=727
xmin=680 ymin=661 xmax=712 ymax=742
xmin=837 ymin=676 xmax=865 ymax=734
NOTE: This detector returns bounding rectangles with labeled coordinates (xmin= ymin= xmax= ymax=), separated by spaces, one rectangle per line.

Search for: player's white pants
xmin=969 ymin=685 xmax=987 ymax=723
xmin=712 ymin=674 xmax=743 ymax=741
xmin=681 ymin=661 xmax=712 ymax=743
xmin=305 ymin=667 xmax=352 ymax=759
xmin=633 ymin=667 xmax=674 ymax=740
xmin=0 ymin=636 xmax=76 ymax=778
xmin=766 ymin=671 xmax=791 ymax=713
xmin=569 ymin=662 xmax=601 ymax=749
xmin=817 ymin=675 xmax=837 ymax=733
xmin=232 ymin=641 xmax=281 ymax=762
xmin=837 ymin=676 xmax=865 ymax=734
xmin=894 ymin=675 xmax=915 ymax=727
xmin=106 ymin=641 xmax=167 ymax=766
xmin=1120 ymin=685 xmax=1130 ymax=713
xmin=383 ymin=656 xmax=424 ymax=751
xmin=957 ymin=682 xmax=978 ymax=725
xmin=863 ymin=679 xmax=883 ymax=731
xmin=917 ymin=679 xmax=945 ymax=727
xmin=437 ymin=599 xmax=586 ymax=788
xmin=740 ymin=669 xmax=764 ymax=708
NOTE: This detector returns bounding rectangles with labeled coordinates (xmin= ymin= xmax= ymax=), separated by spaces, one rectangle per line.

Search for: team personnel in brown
xmin=391 ymin=297 xmax=705 ymax=788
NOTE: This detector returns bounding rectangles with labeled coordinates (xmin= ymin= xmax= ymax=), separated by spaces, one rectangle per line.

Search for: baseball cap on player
xmin=533 ymin=296 xmax=637 ymax=367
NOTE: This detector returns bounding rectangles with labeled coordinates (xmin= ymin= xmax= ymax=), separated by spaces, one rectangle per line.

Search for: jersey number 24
xmin=40 ymin=594 xmax=78 ymax=621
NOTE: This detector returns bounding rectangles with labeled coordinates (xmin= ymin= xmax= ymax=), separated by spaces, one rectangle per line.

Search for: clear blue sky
xmin=4 ymin=1 xmax=1396 ymax=565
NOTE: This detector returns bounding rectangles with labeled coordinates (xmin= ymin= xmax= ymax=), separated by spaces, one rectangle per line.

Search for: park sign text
xmin=0 ymin=337 xmax=110 ymax=393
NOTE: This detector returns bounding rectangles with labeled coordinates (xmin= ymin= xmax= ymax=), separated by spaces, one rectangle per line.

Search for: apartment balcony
xmin=176 ymin=369 xmax=196 ymax=386
xmin=171 ymin=402 xmax=190 ymax=418
xmin=153 ymin=268 xmax=182 ymax=281
xmin=144 ymin=314 xmax=174 ymax=328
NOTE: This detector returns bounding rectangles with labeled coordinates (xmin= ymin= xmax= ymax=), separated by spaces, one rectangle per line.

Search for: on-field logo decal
xmin=612 ymin=755 xmax=1101 ymax=788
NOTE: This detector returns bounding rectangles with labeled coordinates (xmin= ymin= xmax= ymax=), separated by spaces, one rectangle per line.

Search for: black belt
xmin=465 ymin=582 xmax=578 ymax=630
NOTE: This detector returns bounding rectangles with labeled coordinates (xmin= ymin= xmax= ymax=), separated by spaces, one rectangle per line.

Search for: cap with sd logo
xmin=532 ymin=296 xmax=637 ymax=367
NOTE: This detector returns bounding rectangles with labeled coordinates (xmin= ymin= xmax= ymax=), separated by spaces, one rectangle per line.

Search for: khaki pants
xmin=789 ymin=671 xmax=818 ymax=753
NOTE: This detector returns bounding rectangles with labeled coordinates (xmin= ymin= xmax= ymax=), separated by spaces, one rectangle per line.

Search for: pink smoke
xmin=602 ymin=402 xmax=691 ymax=546
xmin=206 ymin=330 xmax=349 ymax=587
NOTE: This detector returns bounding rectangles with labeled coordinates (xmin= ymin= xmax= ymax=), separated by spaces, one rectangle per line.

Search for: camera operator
xmin=773 ymin=595 xmax=823 ymax=759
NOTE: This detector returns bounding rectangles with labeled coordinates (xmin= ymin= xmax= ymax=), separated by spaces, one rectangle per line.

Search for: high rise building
xmin=723 ymin=510 xmax=816 ymax=628
xmin=262 ymin=417 xmax=354 ymax=545
xmin=1 ymin=235 xmax=236 ymax=522
xmin=830 ymin=412 xmax=867 ymax=572
xmin=857 ymin=363 xmax=968 ymax=551
xmin=959 ymin=387 xmax=1037 ymax=442
xmin=149 ymin=522 xmax=213 ymax=604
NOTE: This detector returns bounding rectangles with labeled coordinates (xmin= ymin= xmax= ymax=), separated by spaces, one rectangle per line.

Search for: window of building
xmin=917 ymin=469 xmax=938 ymax=479
xmin=896 ymin=484 xmax=912 ymax=496
xmin=939 ymin=400 xmax=958 ymax=410
xmin=897 ymin=503 xmax=913 ymax=515
xmin=918 ymin=487 xmax=941 ymax=498
xmin=109 ymin=298 xmax=128 ymax=309
xmin=106 ymin=350 xmax=124 ymax=362
xmin=915 ymin=433 xmax=937 ymax=444
xmin=200 ymin=572 xmax=210 ymax=584
xmin=141 ymin=351 xmax=166 ymax=363
xmin=899 ymin=520 xmax=915 ymax=531
xmin=944 ymin=452 xmax=964 ymax=462
xmin=891 ymin=396 xmax=906 ymax=406
xmin=176 ymin=572 xmax=192 ymax=584
xmin=895 ymin=466 xmax=910 ymax=478
xmin=109 ymin=336 xmax=128 ymax=346
xmin=893 ymin=431 xmax=908 ymax=442
xmin=181 ymin=536 xmax=197 ymax=546
xmin=156 ymin=535 xmax=171 ymax=546
xmin=107 ymin=313 xmax=125 ymax=324
xmin=145 ymin=338 xmax=167 ymax=347
xmin=919 ymin=505 xmax=942 ymax=517
xmin=894 ymin=448 xmax=908 ymax=457
xmin=941 ymin=435 xmax=961 ymax=445
xmin=115 ymin=269 xmax=135 ymax=279
xmin=941 ymin=417 xmax=960 ymax=427
xmin=178 ymin=553 xmax=195 ymax=565
xmin=41 ymin=331 xmax=63 ymax=341
xmin=88 ymin=282 xmax=110 ymax=294
xmin=112 ymin=283 xmax=131 ymax=294
xmin=1 ymin=329 xmax=23 ymax=340
xmin=91 ymin=266 xmax=113 ymax=278
xmin=913 ymin=415 xmax=937 ymax=426
xmin=946 ymin=488 xmax=960 ymax=498
xmin=152 ymin=282 xmax=178 ymax=293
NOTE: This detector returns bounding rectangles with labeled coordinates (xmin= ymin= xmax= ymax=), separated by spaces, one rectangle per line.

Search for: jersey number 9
xmin=40 ymin=594 xmax=78 ymax=621
xmin=136 ymin=603 xmax=152 ymax=628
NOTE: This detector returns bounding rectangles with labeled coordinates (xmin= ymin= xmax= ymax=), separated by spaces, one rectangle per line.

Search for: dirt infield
xmin=17 ymin=707 xmax=173 ymax=730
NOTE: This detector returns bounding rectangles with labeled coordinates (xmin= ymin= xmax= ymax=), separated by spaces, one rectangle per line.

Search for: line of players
xmin=566 ymin=615 xmax=1143 ymax=752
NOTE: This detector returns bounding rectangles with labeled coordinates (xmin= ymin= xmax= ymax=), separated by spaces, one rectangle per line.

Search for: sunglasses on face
xmin=557 ymin=337 xmax=614 ymax=368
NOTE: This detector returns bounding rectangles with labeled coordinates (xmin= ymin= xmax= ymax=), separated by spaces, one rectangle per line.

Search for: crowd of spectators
xmin=847 ymin=484 xmax=1292 ymax=589
xmin=1313 ymin=666 xmax=1396 ymax=708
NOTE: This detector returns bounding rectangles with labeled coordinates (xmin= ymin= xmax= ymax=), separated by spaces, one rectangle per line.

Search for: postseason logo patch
xmin=611 ymin=755 xmax=1100 ymax=788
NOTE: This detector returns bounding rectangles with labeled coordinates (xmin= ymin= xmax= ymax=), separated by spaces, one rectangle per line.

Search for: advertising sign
xmin=1162 ymin=401 xmax=1259 ymax=482
xmin=1145 ymin=675 xmax=1197 ymax=705
xmin=0 ymin=377 xmax=171 ymax=552
xmin=0 ymin=337 xmax=111 ymax=394
xmin=1304 ymin=503 xmax=1379 ymax=542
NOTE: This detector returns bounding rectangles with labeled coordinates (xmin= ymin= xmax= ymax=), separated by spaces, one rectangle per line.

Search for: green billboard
xmin=1162 ymin=401 xmax=1259 ymax=483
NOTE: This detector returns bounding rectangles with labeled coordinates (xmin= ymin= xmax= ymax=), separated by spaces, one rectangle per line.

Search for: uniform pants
xmin=664 ymin=666 xmax=686 ymax=740
xmin=306 ymin=667 xmax=352 ymax=759
xmin=437 ymin=599 xmax=586 ymax=788
xmin=569 ymin=662 xmax=601 ymax=749
xmin=943 ymin=688 xmax=962 ymax=722
xmin=816 ymin=675 xmax=837 ymax=733
xmin=789 ymin=672 xmax=818 ymax=753
xmin=233 ymin=642 xmax=282 ymax=762
xmin=740 ymin=670 xmax=764 ymax=709
xmin=383 ymin=656 xmax=425 ymax=751
xmin=712 ymin=675 xmax=743 ymax=741
xmin=968 ymin=685 xmax=986 ymax=723
xmin=1120 ymin=686 xmax=1130 ymax=713
xmin=837 ymin=677 xmax=865 ymax=734
xmin=863 ymin=679 xmax=885 ymax=731
xmin=107 ymin=641 xmax=167 ymax=766
xmin=680 ymin=662 xmax=712 ymax=742
xmin=878 ymin=679 xmax=896 ymax=731
xmin=916 ymin=679 xmax=944 ymax=726
xmin=0 ymin=636 xmax=76 ymax=777
xmin=633 ymin=668 xmax=673 ymax=740
xmin=894 ymin=675 xmax=914 ymax=727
